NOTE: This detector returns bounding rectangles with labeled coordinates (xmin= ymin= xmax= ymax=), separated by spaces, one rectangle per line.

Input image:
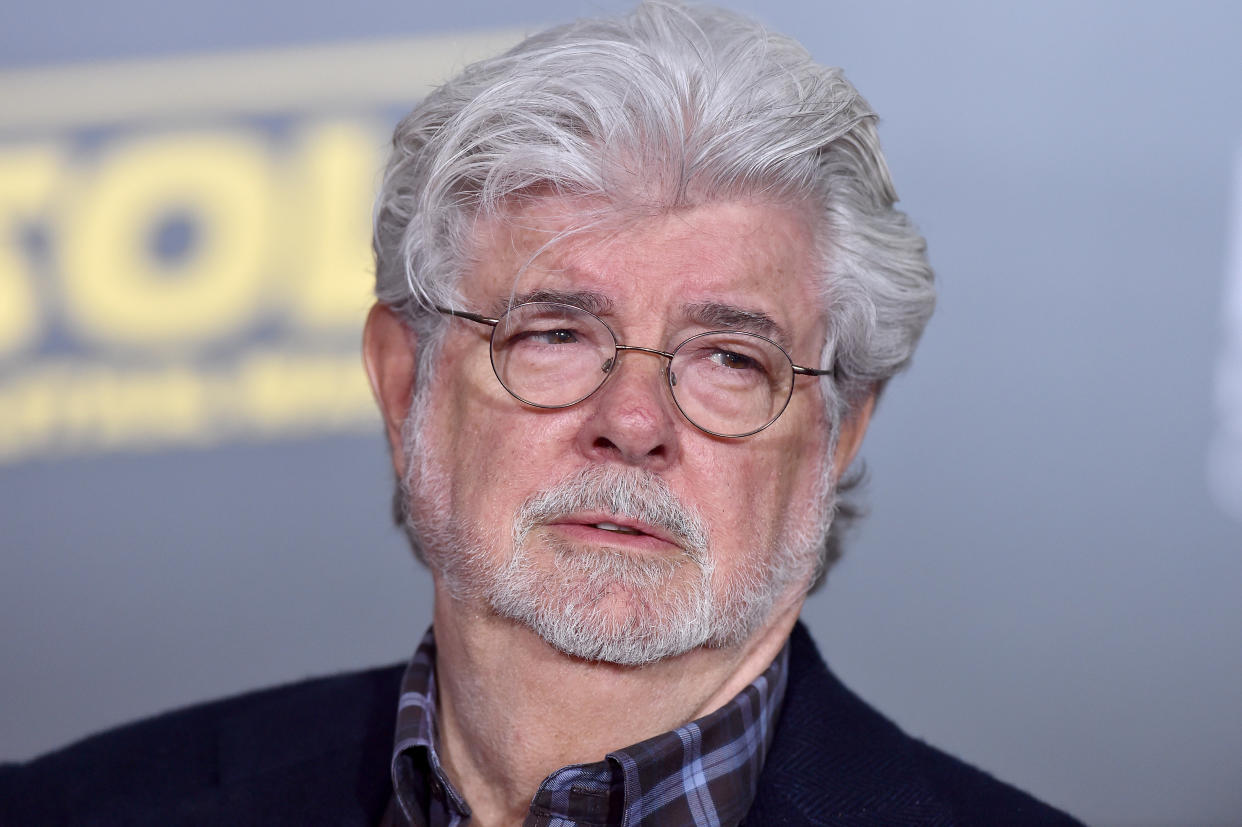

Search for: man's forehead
xmin=464 ymin=198 xmax=825 ymax=347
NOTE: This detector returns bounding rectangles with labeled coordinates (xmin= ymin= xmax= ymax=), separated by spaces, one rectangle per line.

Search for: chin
xmin=482 ymin=540 xmax=764 ymax=666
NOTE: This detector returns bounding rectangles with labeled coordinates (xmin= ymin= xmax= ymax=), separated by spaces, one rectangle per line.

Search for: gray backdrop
xmin=3 ymin=2 xmax=1241 ymax=826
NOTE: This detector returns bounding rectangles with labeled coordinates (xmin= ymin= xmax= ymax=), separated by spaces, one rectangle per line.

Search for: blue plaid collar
xmin=388 ymin=627 xmax=789 ymax=827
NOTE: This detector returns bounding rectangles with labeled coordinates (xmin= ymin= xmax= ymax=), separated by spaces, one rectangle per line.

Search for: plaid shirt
xmin=384 ymin=628 xmax=789 ymax=827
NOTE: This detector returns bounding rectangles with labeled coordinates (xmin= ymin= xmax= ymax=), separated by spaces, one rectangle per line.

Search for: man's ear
xmin=362 ymin=303 xmax=417 ymax=479
xmin=831 ymin=391 xmax=876 ymax=481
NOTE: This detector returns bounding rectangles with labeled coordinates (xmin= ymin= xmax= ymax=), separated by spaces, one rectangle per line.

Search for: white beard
xmin=403 ymin=404 xmax=835 ymax=666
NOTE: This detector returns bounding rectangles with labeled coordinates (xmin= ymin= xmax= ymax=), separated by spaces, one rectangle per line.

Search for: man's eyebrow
xmin=498 ymin=289 xmax=614 ymax=317
xmin=683 ymin=301 xmax=788 ymax=346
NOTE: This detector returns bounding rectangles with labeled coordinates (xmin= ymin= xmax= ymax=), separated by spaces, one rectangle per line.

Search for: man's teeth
xmin=593 ymin=522 xmax=643 ymax=535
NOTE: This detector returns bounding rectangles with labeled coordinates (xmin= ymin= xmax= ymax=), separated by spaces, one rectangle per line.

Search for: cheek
xmin=684 ymin=450 xmax=783 ymax=555
xmin=694 ymin=431 xmax=828 ymax=560
xmin=437 ymin=382 xmax=582 ymax=526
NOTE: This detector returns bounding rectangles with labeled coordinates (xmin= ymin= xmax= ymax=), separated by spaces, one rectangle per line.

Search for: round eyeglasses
xmin=437 ymin=302 xmax=832 ymax=438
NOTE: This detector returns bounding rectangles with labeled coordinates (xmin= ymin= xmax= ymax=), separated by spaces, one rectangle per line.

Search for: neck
xmin=429 ymin=586 xmax=803 ymax=827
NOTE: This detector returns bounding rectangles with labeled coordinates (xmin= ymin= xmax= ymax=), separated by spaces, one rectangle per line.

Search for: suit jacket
xmin=1 ymin=623 xmax=1082 ymax=825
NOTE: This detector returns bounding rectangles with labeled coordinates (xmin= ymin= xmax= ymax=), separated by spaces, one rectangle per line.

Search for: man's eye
xmin=709 ymin=349 xmax=761 ymax=371
xmin=522 ymin=328 xmax=579 ymax=345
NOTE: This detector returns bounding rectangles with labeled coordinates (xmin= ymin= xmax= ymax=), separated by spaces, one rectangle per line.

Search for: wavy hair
xmin=373 ymin=1 xmax=935 ymax=575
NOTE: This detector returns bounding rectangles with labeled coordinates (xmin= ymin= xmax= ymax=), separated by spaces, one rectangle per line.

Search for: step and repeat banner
xmin=0 ymin=33 xmax=519 ymax=464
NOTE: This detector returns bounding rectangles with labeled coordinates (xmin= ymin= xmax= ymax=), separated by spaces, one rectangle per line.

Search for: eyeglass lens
xmin=489 ymin=302 xmax=795 ymax=437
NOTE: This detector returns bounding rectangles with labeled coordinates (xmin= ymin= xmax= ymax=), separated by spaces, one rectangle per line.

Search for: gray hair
xmin=373 ymin=1 xmax=935 ymax=573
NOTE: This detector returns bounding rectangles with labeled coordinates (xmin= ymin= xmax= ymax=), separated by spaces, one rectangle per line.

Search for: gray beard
xmin=404 ymin=406 xmax=835 ymax=665
xmin=490 ymin=465 xmax=718 ymax=665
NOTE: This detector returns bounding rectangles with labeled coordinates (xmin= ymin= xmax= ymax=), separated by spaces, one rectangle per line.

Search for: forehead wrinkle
xmin=682 ymin=301 xmax=790 ymax=348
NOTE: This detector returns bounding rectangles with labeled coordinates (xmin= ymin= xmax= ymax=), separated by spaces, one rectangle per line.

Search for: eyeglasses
xmin=437 ymin=301 xmax=832 ymax=438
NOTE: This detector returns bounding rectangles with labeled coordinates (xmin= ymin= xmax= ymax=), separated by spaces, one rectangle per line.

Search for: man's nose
xmin=574 ymin=350 xmax=681 ymax=468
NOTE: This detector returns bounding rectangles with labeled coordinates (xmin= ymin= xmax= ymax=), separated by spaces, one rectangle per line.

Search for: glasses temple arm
xmin=435 ymin=306 xmax=500 ymax=327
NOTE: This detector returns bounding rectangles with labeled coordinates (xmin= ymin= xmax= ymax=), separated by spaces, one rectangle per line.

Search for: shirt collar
xmin=389 ymin=627 xmax=789 ymax=826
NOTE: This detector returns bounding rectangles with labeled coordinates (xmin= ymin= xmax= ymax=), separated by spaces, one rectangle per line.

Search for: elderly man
xmin=3 ymin=3 xmax=1082 ymax=825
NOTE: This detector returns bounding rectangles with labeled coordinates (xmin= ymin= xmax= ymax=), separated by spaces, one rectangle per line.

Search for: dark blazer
xmin=1 ymin=624 xmax=1082 ymax=825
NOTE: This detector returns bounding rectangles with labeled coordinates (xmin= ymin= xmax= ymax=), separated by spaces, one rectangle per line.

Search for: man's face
xmin=404 ymin=199 xmax=845 ymax=664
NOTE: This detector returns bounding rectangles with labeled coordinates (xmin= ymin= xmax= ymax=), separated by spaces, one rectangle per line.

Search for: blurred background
xmin=2 ymin=1 xmax=1240 ymax=824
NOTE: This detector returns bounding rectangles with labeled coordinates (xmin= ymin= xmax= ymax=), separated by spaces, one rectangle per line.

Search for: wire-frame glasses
xmin=437 ymin=301 xmax=832 ymax=438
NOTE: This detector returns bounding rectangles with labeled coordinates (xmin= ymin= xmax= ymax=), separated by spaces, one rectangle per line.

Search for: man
xmin=2 ymin=3 xmax=1082 ymax=825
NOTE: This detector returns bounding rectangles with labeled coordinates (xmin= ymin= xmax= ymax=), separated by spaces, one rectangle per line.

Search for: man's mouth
xmin=591 ymin=521 xmax=645 ymax=536
xmin=545 ymin=514 xmax=680 ymax=549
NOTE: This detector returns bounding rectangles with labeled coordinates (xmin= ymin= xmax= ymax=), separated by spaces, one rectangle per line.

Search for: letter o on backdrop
xmin=61 ymin=132 xmax=274 ymax=349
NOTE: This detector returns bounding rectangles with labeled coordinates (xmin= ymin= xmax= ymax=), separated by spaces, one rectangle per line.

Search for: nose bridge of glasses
xmin=604 ymin=343 xmax=674 ymax=378
xmin=613 ymin=343 xmax=675 ymax=360
xmin=600 ymin=342 xmax=676 ymax=388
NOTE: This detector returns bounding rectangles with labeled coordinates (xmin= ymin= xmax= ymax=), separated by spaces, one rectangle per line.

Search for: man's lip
xmin=547 ymin=513 xmax=680 ymax=547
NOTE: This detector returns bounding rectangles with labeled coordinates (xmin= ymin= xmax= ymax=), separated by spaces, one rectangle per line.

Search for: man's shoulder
xmin=1 ymin=662 xmax=405 ymax=827
xmin=751 ymin=623 xmax=1084 ymax=826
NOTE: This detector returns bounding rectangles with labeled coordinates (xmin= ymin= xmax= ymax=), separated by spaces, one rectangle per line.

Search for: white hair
xmin=374 ymin=1 xmax=935 ymax=575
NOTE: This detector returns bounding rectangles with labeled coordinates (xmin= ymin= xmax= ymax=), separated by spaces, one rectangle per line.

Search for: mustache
xmin=513 ymin=466 xmax=710 ymax=560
